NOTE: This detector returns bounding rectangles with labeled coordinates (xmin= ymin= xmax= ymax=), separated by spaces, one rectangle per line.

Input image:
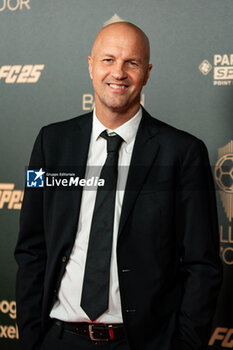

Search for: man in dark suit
xmin=15 ymin=22 xmax=222 ymax=350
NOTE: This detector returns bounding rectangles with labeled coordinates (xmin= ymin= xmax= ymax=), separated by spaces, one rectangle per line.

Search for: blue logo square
xmin=27 ymin=169 xmax=45 ymax=187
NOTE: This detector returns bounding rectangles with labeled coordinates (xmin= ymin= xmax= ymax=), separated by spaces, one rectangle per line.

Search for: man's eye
xmin=103 ymin=59 xmax=113 ymax=62
xmin=128 ymin=61 xmax=137 ymax=66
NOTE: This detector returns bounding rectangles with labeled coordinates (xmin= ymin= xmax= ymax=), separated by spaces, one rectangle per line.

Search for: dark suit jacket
xmin=15 ymin=108 xmax=222 ymax=350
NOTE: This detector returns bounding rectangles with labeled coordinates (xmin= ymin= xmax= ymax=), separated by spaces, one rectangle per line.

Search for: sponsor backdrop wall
xmin=0 ymin=0 xmax=232 ymax=348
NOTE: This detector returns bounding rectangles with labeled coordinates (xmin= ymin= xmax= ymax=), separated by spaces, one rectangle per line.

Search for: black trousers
xmin=40 ymin=323 xmax=131 ymax=350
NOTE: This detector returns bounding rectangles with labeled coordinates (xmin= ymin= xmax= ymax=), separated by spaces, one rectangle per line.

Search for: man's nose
xmin=111 ymin=62 xmax=127 ymax=80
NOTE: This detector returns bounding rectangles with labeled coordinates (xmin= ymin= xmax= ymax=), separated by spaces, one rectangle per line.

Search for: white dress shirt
xmin=50 ymin=107 xmax=142 ymax=323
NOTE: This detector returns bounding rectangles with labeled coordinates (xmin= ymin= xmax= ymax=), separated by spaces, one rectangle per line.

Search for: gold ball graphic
xmin=215 ymin=154 xmax=233 ymax=193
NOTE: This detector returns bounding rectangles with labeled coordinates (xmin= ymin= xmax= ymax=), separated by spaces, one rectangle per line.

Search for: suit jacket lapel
xmin=118 ymin=109 xmax=160 ymax=237
xmin=66 ymin=113 xmax=93 ymax=232
xmin=67 ymin=112 xmax=93 ymax=167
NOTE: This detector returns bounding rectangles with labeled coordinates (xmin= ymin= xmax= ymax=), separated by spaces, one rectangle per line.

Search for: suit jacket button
xmin=62 ymin=256 xmax=67 ymax=263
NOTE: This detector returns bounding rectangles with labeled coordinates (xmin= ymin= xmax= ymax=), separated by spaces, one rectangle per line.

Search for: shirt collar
xmin=92 ymin=107 xmax=142 ymax=144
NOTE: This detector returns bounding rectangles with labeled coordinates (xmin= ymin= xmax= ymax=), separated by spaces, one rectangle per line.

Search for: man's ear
xmin=88 ymin=56 xmax=93 ymax=80
xmin=143 ymin=63 xmax=152 ymax=86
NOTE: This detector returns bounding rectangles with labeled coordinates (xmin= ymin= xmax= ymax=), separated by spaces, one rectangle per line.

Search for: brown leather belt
xmin=55 ymin=320 xmax=125 ymax=341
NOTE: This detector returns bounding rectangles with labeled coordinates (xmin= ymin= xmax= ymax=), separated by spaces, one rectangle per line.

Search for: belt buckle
xmin=88 ymin=324 xmax=113 ymax=341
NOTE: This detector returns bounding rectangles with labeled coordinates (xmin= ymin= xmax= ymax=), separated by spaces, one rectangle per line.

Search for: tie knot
xmin=100 ymin=130 xmax=123 ymax=153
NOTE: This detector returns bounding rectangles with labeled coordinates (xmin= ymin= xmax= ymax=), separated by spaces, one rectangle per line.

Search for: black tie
xmin=80 ymin=130 xmax=124 ymax=321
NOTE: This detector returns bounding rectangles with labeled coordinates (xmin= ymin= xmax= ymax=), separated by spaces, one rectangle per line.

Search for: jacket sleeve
xmin=173 ymin=139 xmax=223 ymax=350
xmin=15 ymin=128 xmax=46 ymax=350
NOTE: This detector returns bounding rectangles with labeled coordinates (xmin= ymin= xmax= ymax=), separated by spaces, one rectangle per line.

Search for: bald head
xmin=88 ymin=21 xmax=152 ymax=126
xmin=91 ymin=22 xmax=151 ymax=65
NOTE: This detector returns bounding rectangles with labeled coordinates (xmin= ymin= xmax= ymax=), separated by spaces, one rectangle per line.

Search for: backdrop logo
xmin=0 ymin=183 xmax=23 ymax=210
xmin=199 ymin=60 xmax=212 ymax=75
xmin=27 ymin=169 xmax=45 ymax=187
xmin=215 ymin=141 xmax=233 ymax=221
xmin=0 ymin=0 xmax=30 ymax=12
xmin=82 ymin=93 xmax=145 ymax=111
xmin=104 ymin=13 xmax=125 ymax=26
xmin=199 ymin=54 xmax=233 ymax=86
xmin=214 ymin=141 xmax=233 ymax=265
xmin=0 ymin=300 xmax=18 ymax=340
xmin=0 ymin=300 xmax=16 ymax=319
xmin=0 ymin=64 xmax=44 ymax=83
xmin=209 ymin=327 xmax=233 ymax=347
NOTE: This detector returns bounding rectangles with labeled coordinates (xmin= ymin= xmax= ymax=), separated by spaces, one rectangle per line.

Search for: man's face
xmin=88 ymin=25 xmax=152 ymax=114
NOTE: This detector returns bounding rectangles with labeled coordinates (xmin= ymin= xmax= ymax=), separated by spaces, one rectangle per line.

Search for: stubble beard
xmin=96 ymin=90 xmax=140 ymax=114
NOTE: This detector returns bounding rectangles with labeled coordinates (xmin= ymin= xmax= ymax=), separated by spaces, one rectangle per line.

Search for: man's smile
xmin=107 ymin=83 xmax=129 ymax=91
